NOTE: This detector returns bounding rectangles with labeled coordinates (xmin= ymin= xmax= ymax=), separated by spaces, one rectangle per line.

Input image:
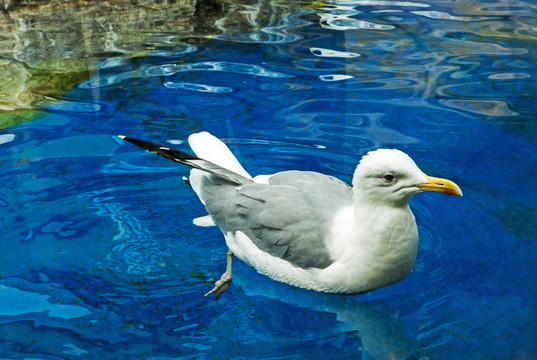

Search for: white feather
xmin=253 ymin=174 xmax=272 ymax=184
xmin=193 ymin=215 xmax=216 ymax=227
xmin=188 ymin=132 xmax=252 ymax=179
xmin=189 ymin=169 xmax=208 ymax=205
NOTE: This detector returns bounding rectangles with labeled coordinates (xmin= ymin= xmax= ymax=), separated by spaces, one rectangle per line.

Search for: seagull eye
xmin=383 ymin=173 xmax=396 ymax=183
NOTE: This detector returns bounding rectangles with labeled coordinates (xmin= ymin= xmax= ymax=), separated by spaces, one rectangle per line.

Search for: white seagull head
xmin=352 ymin=149 xmax=462 ymax=207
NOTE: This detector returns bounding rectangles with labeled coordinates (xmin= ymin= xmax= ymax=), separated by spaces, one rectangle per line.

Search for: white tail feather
xmin=189 ymin=169 xmax=209 ymax=205
xmin=193 ymin=215 xmax=216 ymax=227
xmin=188 ymin=132 xmax=252 ymax=179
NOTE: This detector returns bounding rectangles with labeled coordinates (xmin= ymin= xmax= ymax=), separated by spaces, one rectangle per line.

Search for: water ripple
xmin=78 ymin=70 xmax=140 ymax=89
xmin=412 ymin=11 xmax=483 ymax=21
xmin=43 ymin=100 xmax=101 ymax=112
xmin=41 ymin=221 xmax=77 ymax=237
xmin=0 ymin=284 xmax=90 ymax=319
xmin=81 ymin=190 xmax=171 ymax=277
xmin=357 ymin=0 xmax=430 ymax=6
xmin=226 ymin=137 xmax=327 ymax=149
xmin=441 ymin=34 xmax=528 ymax=56
xmin=310 ymin=47 xmax=361 ymax=58
xmin=213 ymin=27 xmax=303 ymax=44
xmin=79 ymin=61 xmax=293 ymax=90
xmin=274 ymin=100 xmax=419 ymax=149
xmin=163 ymin=81 xmax=233 ymax=93
xmin=318 ymin=0 xmax=429 ymax=31
xmin=488 ymin=72 xmax=531 ymax=80
xmin=0 ymin=134 xmax=15 ymax=145
xmin=319 ymin=74 xmax=354 ymax=81
xmin=144 ymin=43 xmax=199 ymax=57
xmin=147 ymin=61 xmax=294 ymax=79
xmin=102 ymin=161 xmax=179 ymax=174
xmin=439 ymin=99 xmax=518 ymax=116
xmin=211 ymin=6 xmax=312 ymax=44
xmin=97 ymin=58 xmax=131 ymax=70
xmin=63 ymin=343 xmax=89 ymax=356
xmin=321 ymin=16 xmax=395 ymax=31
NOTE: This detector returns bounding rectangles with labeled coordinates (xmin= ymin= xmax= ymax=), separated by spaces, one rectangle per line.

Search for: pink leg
xmin=204 ymin=249 xmax=234 ymax=300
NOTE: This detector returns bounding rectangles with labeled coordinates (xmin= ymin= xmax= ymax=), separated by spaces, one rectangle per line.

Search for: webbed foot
xmin=204 ymin=250 xmax=233 ymax=300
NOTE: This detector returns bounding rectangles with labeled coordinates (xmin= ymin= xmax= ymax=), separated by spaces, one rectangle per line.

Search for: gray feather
xmin=204 ymin=170 xmax=353 ymax=269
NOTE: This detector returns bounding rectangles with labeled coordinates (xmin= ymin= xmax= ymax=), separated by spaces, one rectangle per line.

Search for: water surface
xmin=1 ymin=0 xmax=536 ymax=359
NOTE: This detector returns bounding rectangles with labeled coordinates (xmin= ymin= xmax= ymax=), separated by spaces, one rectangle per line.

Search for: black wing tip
xmin=118 ymin=135 xmax=167 ymax=151
xmin=118 ymin=134 xmax=251 ymax=186
xmin=118 ymin=134 xmax=200 ymax=162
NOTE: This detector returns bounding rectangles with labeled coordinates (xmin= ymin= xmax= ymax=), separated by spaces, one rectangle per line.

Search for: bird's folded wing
xmin=205 ymin=172 xmax=353 ymax=269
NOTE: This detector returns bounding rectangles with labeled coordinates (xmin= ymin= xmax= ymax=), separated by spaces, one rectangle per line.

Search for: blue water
xmin=1 ymin=0 xmax=537 ymax=359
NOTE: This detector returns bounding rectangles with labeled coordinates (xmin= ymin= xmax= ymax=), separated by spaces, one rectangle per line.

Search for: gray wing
xmin=204 ymin=170 xmax=353 ymax=269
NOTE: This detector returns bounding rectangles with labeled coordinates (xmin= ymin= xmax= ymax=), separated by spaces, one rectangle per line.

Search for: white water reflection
xmin=0 ymin=134 xmax=15 ymax=145
xmin=310 ymin=47 xmax=361 ymax=58
xmin=320 ymin=14 xmax=395 ymax=31
xmin=45 ymin=100 xmax=101 ymax=112
xmin=318 ymin=0 xmax=430 ymax=31
xmin=164 ymin=82 xmax=233 ymax=93
xmin=152 ymin=61 xmax=294 ymax=79
xmin=323 ymin=0 xmax=429 ymax=6
xmin=212 ymin=2 xmax=312 ymax=44
xmin=412 ymin=10 xmax=481 ymax=21
xmin=79 ymin=61 xmax=293 ymax=90
xmin=319 ymin=74 xmax=354 ymax=81
xmin=488 ymin=72 xmax=531 ymax=80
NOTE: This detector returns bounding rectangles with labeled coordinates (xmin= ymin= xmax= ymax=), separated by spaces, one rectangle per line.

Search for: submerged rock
xmin=0 ymin=0 xmax=309 ymax=128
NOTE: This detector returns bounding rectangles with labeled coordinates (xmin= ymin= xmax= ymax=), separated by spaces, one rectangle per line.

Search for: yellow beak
xmin=417 ymin=176 xmax=463 ymax=196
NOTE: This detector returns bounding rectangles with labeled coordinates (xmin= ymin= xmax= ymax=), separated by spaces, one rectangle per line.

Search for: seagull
xmin=119 ymin=132 xmax=462 ymax=299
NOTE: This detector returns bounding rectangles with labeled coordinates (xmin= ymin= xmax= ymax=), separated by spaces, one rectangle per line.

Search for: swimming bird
xmin=119 ymin=132 xmax=462 ymax=299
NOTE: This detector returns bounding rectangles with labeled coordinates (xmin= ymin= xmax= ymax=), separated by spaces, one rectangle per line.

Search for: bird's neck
xmin=353 ymin=186 xmax=414 ymax=209
xmin=350 ymin=201 xmax=418 ymax=286
xmin=351 ymin=199 xmax=414 ymax=240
